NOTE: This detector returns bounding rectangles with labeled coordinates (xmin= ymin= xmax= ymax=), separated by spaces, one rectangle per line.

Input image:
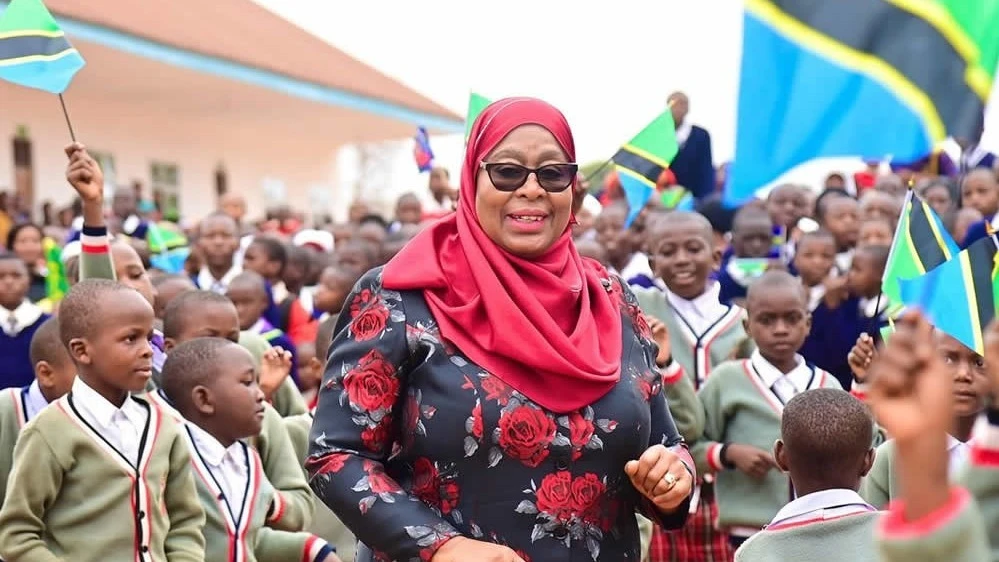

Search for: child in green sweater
xmin=155 ymin=289 xmax=315 ymax=532
xmin=692 ymin=270 xmax=842 ymax=549
xmin=160 ymin=337 xmax=340 ymax=562
xmin=0 ymin=317 xmax=75 ymax=504
xmin=735 ymin=388 xmax=879 ymax=561
xmin=0 ymin=279 xmax=206 ymax=562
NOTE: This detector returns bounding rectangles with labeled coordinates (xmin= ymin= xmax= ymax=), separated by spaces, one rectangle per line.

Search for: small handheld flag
xmin=464 ymin=92 xmax=492 ymax=142
xmin=611 ymin=110 xmax=679 ymax=227
xmin=413 ymin=127 xmax=434 ymax=173
xmin=0 ymin=0 xmax=85 ymax=94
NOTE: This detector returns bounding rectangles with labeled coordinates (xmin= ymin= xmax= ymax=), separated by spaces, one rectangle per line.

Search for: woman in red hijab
xmin=307 ymin=98 xmax=694 ymax=562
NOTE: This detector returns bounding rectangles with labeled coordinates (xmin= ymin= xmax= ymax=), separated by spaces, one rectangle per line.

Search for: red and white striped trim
xmin=79 ymin=232 xmax=111 ymax=255
xmin=661 ymin=360 xmax=685 ymax=385
xmin=8 ymin=388 xmax=27 ymax=429
xmin=878 ymin=486 xmax=970 ymax=538
xmin=850 ymin=380 xmax=869 ymax=402
xmin=267 ymin=490 xmax=288 ymax=525
xmin=302 ymin=535 xmax=331 ymax=562
xmin=970 ymin=414 xmax=999 ymax=467
xmin=706 ymin=442 xmax=725 ymax=472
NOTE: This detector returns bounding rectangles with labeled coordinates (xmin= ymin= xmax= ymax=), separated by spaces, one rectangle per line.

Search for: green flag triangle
xmin=0 ymin=0 xmax=63 ymax=33
xmin=464 ymin=92 xmax=492 ymax=142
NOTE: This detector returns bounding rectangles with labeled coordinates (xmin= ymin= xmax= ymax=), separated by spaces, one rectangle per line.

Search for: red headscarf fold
xmin=382 ymin=97 xmax=622 ymax=414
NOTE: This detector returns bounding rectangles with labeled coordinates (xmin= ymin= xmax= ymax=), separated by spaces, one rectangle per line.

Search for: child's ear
xmin=742 ymin=316 xmax=750 ymax=335
xmin=35 ymin=361 xmax=54 ymax=387
xmin=191 ymin=385 xmax=214 ymax=415
xmin=308 ymin=356 xmax=323 ymax=373
xmin=163 ymin=337 xmax=177 ymax=352
xmin=67 ymin=338 xmax=91 ymax=365
xmin=773 ymin=440 xmax=790 ymax=473
xmin=804 ymin=311 xmax=812 ymax=333
xmin=712 ymin=247 xmax=723 ymax=271
xmin=860 ymin=447 xmax=876 ymax=477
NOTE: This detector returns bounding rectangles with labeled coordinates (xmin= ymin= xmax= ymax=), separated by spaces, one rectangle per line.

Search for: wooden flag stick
xmin=58 ymin=94 xmax=77 ymax=142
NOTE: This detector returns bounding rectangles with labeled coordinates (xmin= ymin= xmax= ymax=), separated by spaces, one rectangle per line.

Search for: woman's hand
xmin=647 ymin=316 xmax=671 ymax=367
xmin=847 ymin=333 xmax=877 ymax=383
xmin=430 ymin=537 xmax=526 ymax=562
xmin=259 ymin=346 xmax=292 ymax=400
xmin=624 ymin=444 xmax=693 ymax=511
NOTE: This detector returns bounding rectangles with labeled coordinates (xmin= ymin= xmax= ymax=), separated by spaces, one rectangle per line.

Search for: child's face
xmin=746 ymin=288 xmax=810 ymax=367
xmin=357 ymin=224 xmax=387 ymax=247
xmin=197 ymin=216 xmax=239 ymax=268
xmin=936 ymin=333 xmax=991 ymax=417
xmin=731 ymin=216 xmax=774 ymax=258
xmin=650 ymin=222 xmax=720 ymax=300
xmin=594 ymin=207 xmax=631 ymax=265
xmin=297 ymin=343 xmax=323 ymax=391
xmin=767 ymin=186 xmax=808 ymax=229
xmin=923 ymin=185 xmax=954 ymax=217
xmin=111 ymin=244 xmax=156 ymax=307
xmin=77 ymin=291 xmax=155 ymax=398
xmin=283 ymin=254 xmax=310 ymax=291
xmin=793 ymin=236 xmax=836 ymax=287
xmin=860 ymin=194 xmax=900 ymax=225
xmin=314 ymin=269 xmax=350 ymax=314
xmin=858 ymin=221 xmax=894 ymax=248
xmin=396 ymin=198 xmax=423 ymax=225
xmin=846 ymin=254 xmax=883 ymax=298
xmin=153 ymin=278 xmax=195 ymax=319
xmin=226 ymin=285 xmax=269 ymax=331
xmin=954 ymin=208 xmax=984 ymax=245
xmin=11 ymin=226 xmax=43 ymax=265
xmin=172 ymin=302 xmax=241 ymax=346
xmin=242 ymin=243 xmax=280 ymax=281
xmin=962 ymin=174 xmax=999 ymax=217
xmin=822 ymin=197 xmax=860 ymax=250
xmin=336 ymin=247 xmax=370 ymax=274
xmin=208 ymin=346 xmax=266 ymax=442
xmin=0 ymin=259 xmax=29 ymax=309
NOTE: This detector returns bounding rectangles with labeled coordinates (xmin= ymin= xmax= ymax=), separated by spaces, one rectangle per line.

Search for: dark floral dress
xmin=307 ymin=267 xmax=693 ymax=562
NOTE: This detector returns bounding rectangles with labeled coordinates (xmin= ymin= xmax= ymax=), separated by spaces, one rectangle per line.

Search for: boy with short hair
xmin=0 ymin=317 xmax=75 ymax=503
xmin=152 ymin=274 xmax=196 ymax=319
xmin=228 ymin=271 xmax=300 ymax=385
xmin=792 ymin=230 xmax=838 ymax=312
xmin=959 ymin=168 xmax=999 ymax=249
xmin=717 ymin=206 xmax=778 ymax=306
xmin=0 ymin=279 xmax=205 ymax=562
xmin=815 ymin=193 xmax=860 ymax=273
xmin=0 ymin=253 xmax=49 ymax=388
xmin=157 ymin=289 xmax=314 ymax=532
xmin=635 ymin=211 xmax=743 ymax=562
xmin=692 ymin=270 xmax=843 ymax=549
xmin=595 ymin=202 xmax=655 ymax=288
xmin=160 ymin=338 xmax=340 ymax=562
xmin=734 ymin=388 xmax=878 ymax=561
xmin=193 ymin=212 xmax=242 ymax=293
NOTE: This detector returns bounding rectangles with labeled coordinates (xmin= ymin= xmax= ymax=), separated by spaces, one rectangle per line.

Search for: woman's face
xmin=13 ymin=226 xmax=43 ymax=265
xmin=475 ymin=124 xmax=573 ymax=258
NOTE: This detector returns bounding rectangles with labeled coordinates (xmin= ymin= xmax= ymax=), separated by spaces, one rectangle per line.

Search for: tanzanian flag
xmin=612 ymin=110 xmax=679 ymax=227
xmin=465 ymin=92 xmax=492 ymax=142
xmin=882 ymin=191 xmax=960 ymax=305
xmin=899 ymin=235 xmax=999 ymax=354
xmin=725 ymin=0 xmax=999 ymax=207
xmin=0 ymin=0 xmax=84 ymax=94
xmin=42 ymin=236 xmax=66 ymax=301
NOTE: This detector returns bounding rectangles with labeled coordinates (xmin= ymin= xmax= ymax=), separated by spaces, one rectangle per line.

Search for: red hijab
xmin=382 ymin=97 xmax=622 ymax=413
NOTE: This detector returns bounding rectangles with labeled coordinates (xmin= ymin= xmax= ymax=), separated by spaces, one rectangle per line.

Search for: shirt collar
xmin=2 ymin=299 xmax=44 ymax=335
xmin=666 ymin=281 xmax=722 ymax=312
xmin=750 ymin=349 xmax=810 ymax=389
xmin=770 ymin=489 xmax=874 ymax=525
xmin=71 ymin=377 xmax=144 ymax=430
xmin=197 ymin=265 xmax=241 ymax=293
xmin=271 ymin=281 xmax=289 ymax=304
xmin=25 ymin=379 xmax=50 ymax=421
xmin=675 ymin=120 xmax=693 ymax=146
xmin=186 ymin=421 xmax=242 ymax=468
xmin=620 ymin=252 xmax=653 ymax=282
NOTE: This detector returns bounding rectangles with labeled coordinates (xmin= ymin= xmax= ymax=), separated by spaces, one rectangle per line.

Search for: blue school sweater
xmin=670 ymin=125 xmax=715 ymax=199
xmin=802 ymin=296 xmax=885 ymax=389
xmin=252 ymin=319 xmax=300 ymax=386
xmin=0 ymin=308 xmax=49 ymax=389
xmin=961 ymin=217 xmax=994 ymax=250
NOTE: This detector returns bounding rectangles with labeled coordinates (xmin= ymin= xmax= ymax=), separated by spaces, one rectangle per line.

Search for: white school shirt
xmin=24 ymin=379 xmax=50 ymax=421
xmin=665 ymin=282 xmax=729 ymax=336
xmin=618 ymin=252 xmax=653 ymax=284
xmin=197 ymin=265 xmax=242 ymax=294
xmin=1 ymin=299 xmax=44 ymax=337
xmin=71 ymin=377 xmax=148 ymax=466
xmin=750 ymin=349 xmax=813 ymax=405
xmin=768 ymin=489 xmax=877 ymax=528
xmin=187 ymin=422 xmax=250 ymax=509
xmin=948 ymin=435 xmax=970 ymax=475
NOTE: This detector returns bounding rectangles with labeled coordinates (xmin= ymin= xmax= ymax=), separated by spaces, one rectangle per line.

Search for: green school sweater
xmin=180 ymin=424 xmax=330 ymax=562
xmin=735 ymin=511 xmax=882 ymax=562
xmin=147 ymin=389 xmax=315 ymax=532
xmin=272 ymin=377 xmax=308 ymax=418
xmin=0 ymin=394 xmax=205 ymax=562
xmin=875 ymin=487 xmax=989 ymax=562
xmin=861 ymin=439 xmax=898 ymax=509
xmin=0 ymin=387 xmax=29 ymax=505
xmin=284 ymin=411 xmax=358 ymax=562
xmin=691 ymin=359 xmax=842 ymax=531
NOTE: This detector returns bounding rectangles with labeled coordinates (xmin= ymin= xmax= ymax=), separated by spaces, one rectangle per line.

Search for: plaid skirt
xmin=649 ymin=482 xmax=734 ymax=562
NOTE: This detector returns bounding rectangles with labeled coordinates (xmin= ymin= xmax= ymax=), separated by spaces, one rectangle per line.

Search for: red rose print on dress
xmin=353 ymin=461 xmax=404 ymax=514
xmin=630 ymin=366 xmax=662 ymax=402
xmin=490 ymin=402 xmax=556 ymax=468
xmin=401 ymin=387 xmax=436 ymax=451
xmin=304 ymin=451 xmax=349 ymax=476
xmin=463 ymin=400 xmax=484 ymax=457
xmin=342 ymin=349 xmax=400 ymax=412
xmin=479 ymin=373 xmax=514 ymax=405
xmin=404 ymin=523 xmax=460 ymax=562
xmin=348 ymin=287 xmax=402 ymax=341
xmin=361 ymin=418 xmax=393 ymax=452
xmin=554 ymin=406 xmax=619 ymax=462
xmin=411 ymin=457 xmax=463 ymax=521
xmin=627 ymin=302 xmax=652 ymax=340
xmin=516 ymin=472 xmax=612 ymax=560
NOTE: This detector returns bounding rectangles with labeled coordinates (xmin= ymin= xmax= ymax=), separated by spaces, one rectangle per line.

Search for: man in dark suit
xmin=668 ymin=91 xmax=715 ymax=200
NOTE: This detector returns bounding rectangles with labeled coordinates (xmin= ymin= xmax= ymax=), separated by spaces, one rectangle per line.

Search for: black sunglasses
xmin=479 ymin=162 xmax=579 ymax=192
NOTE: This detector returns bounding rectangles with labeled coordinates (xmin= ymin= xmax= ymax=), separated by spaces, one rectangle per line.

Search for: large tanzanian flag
xmin=724 ymin=0 xmax=999 ymax=206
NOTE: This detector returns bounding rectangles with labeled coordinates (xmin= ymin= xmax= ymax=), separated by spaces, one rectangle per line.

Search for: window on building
xmin=151 ymin=161 xmax=180 ymax=221
xmin=86 ymin=150 xmax=116 ymax=203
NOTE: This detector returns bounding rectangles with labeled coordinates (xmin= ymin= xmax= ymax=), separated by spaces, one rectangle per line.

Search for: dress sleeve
xmin=616 ymin=278 xmax=693 ymax=529
xmin=306 ymin=269 xmax=460 ymax=561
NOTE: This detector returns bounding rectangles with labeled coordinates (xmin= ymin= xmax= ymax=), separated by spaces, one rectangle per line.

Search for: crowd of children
xmin=1 ymin=137 xmax=999 ymax=562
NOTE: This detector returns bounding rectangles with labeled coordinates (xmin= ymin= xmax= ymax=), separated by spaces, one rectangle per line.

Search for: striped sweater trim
xmin=661 ymin=360 xmax=685 ymax=385
xmin=303 ymin=535 xmax=334 ymax=562
xmin=969 ymin=413 xmax=999 ymax=467
xmin=706 ymin=442 xmax=725 ymax=472
xmin=80 ymin=225 xmax=110 ymax=254
xmin=878 ymin=486 xmax=970 ymax=538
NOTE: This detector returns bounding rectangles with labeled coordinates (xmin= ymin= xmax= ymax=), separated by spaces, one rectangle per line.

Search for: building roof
xmin=42 ymin=0 xmax=460 ymax=123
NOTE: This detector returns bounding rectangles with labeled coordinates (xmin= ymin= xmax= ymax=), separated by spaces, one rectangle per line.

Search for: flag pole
xmin=58 ymin=94 xmax=77 ymax=142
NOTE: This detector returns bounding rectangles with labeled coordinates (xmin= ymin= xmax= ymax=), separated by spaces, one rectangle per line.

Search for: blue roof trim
xmin=0 ymin=2 xmax=463 ymax=133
